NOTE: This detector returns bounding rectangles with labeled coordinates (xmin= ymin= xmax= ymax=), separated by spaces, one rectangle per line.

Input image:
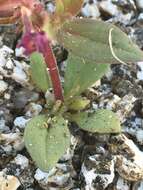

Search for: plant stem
xmin=44 ymin=43 xmax=64 ymax=101
xmin=19 ymin=30 xmax=63 ymax=101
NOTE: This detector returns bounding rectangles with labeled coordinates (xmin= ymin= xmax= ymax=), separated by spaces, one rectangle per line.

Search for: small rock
xmin=136 ymin=129 xmax=143 ymax=145
xmin=116 ymin=177 xmax=130 ymax=190
xmin=0 ymin=172 xmax=20 ymax=190
xmin=125 ymin=117 xmax=143 ymax=145
xmin=0 ymin=132 xmax=24 ymax=151
xmin=103 ymin=94 xmax=121 ymax=110
xmin=0 ymin=55 xmax=7 ymax=68
xmin=1 ymin=45 xmax=13 ymax=54
xmin=4 ymin=93 xmax=11 ymax=100
xmin=110 ymin=134 xmax=143 ymax=181
xmin=81 ymin=154 xmax=115 ymax=190
xmin=134 ymin=28 xmax=143 ymax=49
xmin=112 ymin=79 xmax=142 ymax=97
xmin=0 ymin=118 xmax=9 ymax=132
xmin=35 ymin=162 xmax=74 ymax=189
xmin=46 ymin=2 xmax=55 ymax=13
xmin=112 ymin=0 xmax=136 ymax=12
xmin=12 ymin=89 xmax=39 ymax=109
xmin=14 ymin=154 xmax=29 ymax=169
xmin=6 ymin=59 xmax=14 ymax=70
xmin=99 ymin=0 xmax=119 ymax=16
xmin=14 ymin=116 xmax=30 ymax=129
xmin=137 ymin=62 xmax=143 ymax=80
xmin=15 ymin=47 xmax=25 ymax=57
xmin=116 ymin=94 xmax=136 ymax=122
xmin=138 ymin=13 xmax=143 ymax=21
xmin=25 ymin=103 xmax=43 ymax=117
xmin=138 ymin=181 xmax=143 ymax=190
xmin=0 ymin=80 xmax=8 ymax=95
xmin=0 ymin=46 xmax=30 ymax=86
xmin=11 ymin=60 xmax=28 ymax=85
xmin=34 ymin=168 xmax=50 ymax=181
xmin=82 ymin=3 xmax=100 ymax=18
xmin=136 ymin=0 xmax=143 ymax=10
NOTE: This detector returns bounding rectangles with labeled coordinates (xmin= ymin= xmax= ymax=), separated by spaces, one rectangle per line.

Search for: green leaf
xmin=71 ymin=109 xmax=121 ymax=133
xmin=30 ymin=52 xmax=50 ymax=92
xmin=64 ymin=53 xmax=109 ymax=98
xmin=58 ymin=18 xmax=143 ymax=64
xmin=24 ymin=115 xmax=70 ymax=171
xmin=55 ymin=0 xmax=83 ymax=16
xmin=67 ymin=96 xmax=90 ymax=111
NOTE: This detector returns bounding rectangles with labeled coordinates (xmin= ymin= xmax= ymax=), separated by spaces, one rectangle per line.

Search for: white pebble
xmin=46 ymin=2 xmax=55 ymax=13
xmin=116 ymin=177 xmax=130 ymax=190
xmin=138 ymin=181 xmax=143 ymax=190
xmin=137 ymin=62 xmax=143 ymax=80
xmin=0 ymin=80 xmax=8 ymax=94
xmin=82 ymin=3 xmax=100 ymax=18
xmin=14 ymin=116 xmax=30 ymax=129
xmin=34 ymin=168 xmax=50 ymax=181
xmin=99 ymin=0 xmax=119 ymax=16
xmin=15 ymin=47 xmax=25 ymax=57
xmin=12 ymin=63 xmax=28 ymax=84
xmin=4 ymin=93 xmax=11 ymax=100
xmin=82 ymin=156 xmax=115 ymax=189
xmin=14 ymin=154 xmax=29 ymax=169
xmin=136 ymin=129 xmax=143 ymax=144
xmin=136 ymin=0 xmax=143 ymax=9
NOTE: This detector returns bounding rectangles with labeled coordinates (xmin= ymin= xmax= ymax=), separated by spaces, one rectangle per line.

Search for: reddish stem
xmin=44 ymin=43 xmax=64 ymax=101
xmin=36 ymin=33 xmax=64 ymax=101
xmin=18 ymin=31 xmax=63 ymax=101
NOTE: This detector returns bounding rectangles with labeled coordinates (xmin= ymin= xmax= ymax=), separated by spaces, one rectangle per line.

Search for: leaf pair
xmin=24 ymin=108 xmax=121 ymax=171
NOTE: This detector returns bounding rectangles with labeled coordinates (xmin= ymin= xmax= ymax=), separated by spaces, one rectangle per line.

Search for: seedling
xmin=1 ymin=0 xmax=143 ymax=171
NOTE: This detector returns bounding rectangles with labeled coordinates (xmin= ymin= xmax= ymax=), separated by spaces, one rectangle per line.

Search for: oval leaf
xmin=24 ymin=115 xmax=70 ymax=171
xmin=71 ymin=109 xmax=121 ymax=133
xmin=30 ymin=52 xmax=50 ymax=92
xmin=64 ymin=53 xmax=109 ymax=98
xmin=58 ymin=18 xmax=143 ymax=64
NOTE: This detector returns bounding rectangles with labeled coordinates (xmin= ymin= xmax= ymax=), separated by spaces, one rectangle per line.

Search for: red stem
xmin=44 ymin=43 xmax=64 ymax=101
xmin=19 ymin=31 xmax=63 ymax=101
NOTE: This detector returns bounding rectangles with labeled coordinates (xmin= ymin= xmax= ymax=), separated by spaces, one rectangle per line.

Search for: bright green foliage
xmin=64 ymin=53 xmax=109 ymax=98
xmin=24 ymin=115 xmax=70 ymax=171
xmin=30 ymin=52 xmax=50 ymax=92
xmin=58 ymin=18 xmax=143 ymax=64
xmin=71 ymin=109 xmax=121 ymax=133
xmin=67 ymin=96 xmax=90 ymax=111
